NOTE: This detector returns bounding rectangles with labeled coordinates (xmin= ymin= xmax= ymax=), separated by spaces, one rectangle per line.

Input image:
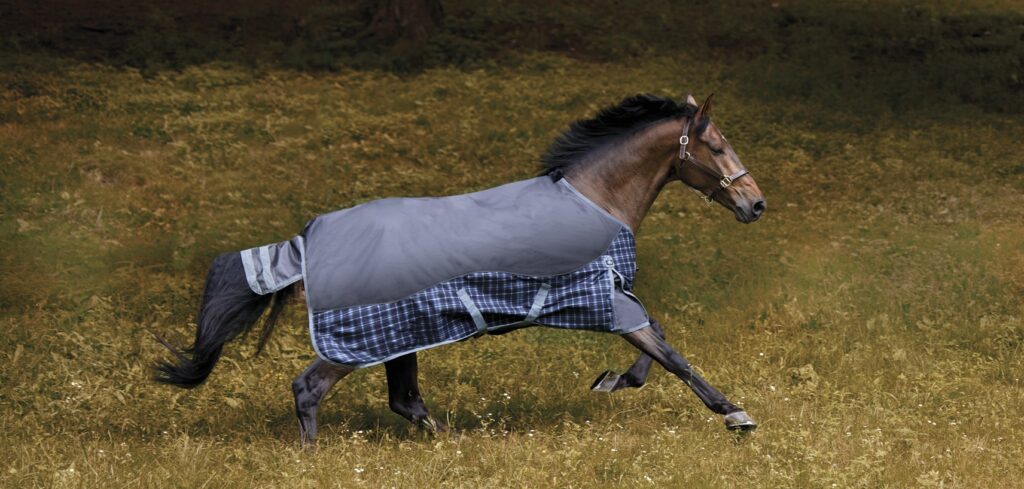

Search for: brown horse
xmin=155 ymin=93 xmax=765 ymax=444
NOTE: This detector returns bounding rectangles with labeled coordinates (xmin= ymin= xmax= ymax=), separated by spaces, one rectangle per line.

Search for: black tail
xmin=153 ymin=252 xmax=294 ymax=388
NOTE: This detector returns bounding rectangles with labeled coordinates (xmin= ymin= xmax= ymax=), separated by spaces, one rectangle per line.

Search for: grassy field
xmin=2 ymin=0 xmax=1023 ymax=487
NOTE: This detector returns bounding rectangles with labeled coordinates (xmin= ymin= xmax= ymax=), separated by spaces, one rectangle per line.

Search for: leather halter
xmin=674 ymin=115 xmax=750 ymax=205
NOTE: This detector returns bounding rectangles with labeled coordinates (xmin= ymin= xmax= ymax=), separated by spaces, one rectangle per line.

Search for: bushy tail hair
xmin=153 ymin=252 xmax=294 ymax=388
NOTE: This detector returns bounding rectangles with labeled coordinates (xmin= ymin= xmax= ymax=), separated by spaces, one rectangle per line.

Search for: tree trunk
xmin=366 ymin=0 xmax=444 ymax=43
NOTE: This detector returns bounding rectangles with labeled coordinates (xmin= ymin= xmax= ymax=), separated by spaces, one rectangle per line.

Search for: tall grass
xmin=1 ymin=0 xmax=1023 ymax=487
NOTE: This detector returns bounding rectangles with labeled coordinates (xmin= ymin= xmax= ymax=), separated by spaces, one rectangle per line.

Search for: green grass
xmin=2 ymin=0 xmax=1024 ymax=487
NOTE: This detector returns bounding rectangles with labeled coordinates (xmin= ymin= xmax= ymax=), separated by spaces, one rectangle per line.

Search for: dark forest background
xmin=3 ymin=0 xmax=1022 ymax=113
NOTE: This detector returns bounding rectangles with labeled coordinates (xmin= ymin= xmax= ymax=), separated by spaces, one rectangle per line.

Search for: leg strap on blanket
xmin=524 ymin=283 xmax=551 ymax=324
xmin=458 ymin=283 xmax=552 ymax=337
xmin=457 ymin=288 xmax=489 ymax=337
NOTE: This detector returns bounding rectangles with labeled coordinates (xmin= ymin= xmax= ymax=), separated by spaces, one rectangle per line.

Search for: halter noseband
xmin=675 ymin=108 xmax=750 ymax=205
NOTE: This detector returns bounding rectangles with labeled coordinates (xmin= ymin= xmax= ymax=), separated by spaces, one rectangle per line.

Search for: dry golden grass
xmin=2 ymin=1 xmax=1024 ymax=487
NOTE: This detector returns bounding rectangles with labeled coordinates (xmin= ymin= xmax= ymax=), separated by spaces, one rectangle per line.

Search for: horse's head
xmin=675 ymin=94 xmax=765 ymax=223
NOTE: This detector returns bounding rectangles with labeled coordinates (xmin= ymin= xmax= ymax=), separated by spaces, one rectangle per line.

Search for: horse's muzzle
xmin=735 ymin=199 xmax=766 ymax=223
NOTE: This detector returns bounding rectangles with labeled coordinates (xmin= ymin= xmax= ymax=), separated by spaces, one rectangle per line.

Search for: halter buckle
xmin=720 ymin=176 xmax=733 ymax=188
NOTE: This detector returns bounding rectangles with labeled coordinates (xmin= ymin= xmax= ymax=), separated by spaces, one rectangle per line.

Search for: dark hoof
xmin=299 ymin=435 xmax=317 ymax=449
xmin=590 ymin=370 xmax=621 ymax=393
xmin=724 ymin=411 xmax=757 ymax=432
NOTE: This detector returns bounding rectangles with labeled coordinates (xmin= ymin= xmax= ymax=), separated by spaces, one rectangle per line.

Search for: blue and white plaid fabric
xmin=311 ymin=227 xmax=638 ymax=367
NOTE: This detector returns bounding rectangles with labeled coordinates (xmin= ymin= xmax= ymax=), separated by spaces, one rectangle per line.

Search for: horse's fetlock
xmin=388 ymin=399 xmax=405 ymax=415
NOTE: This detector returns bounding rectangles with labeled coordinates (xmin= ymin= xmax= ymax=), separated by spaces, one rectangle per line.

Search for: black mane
xmin=541 ymin=94 xmax=697 ymax=177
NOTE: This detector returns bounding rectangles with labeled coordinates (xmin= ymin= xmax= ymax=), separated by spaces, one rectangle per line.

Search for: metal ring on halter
xmin=679 ymin=135 xmax=689 ymax=146
xmin=703 ymin=193 xmax=714 ymax=205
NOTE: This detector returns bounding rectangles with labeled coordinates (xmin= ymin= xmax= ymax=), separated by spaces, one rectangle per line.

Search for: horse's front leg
xmin=384 ymin=353 xmax=448 ymax=434
xmin=620 ymin=325 xmax=757 ymax=432
xmin=590 ymin=320 xmax=666 ymax=392
xmin=292 ymin=359 xmax=354 ymax=447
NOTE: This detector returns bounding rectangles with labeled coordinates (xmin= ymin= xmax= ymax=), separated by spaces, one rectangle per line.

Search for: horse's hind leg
xmin=292 ymin=359 xmax=353 ymax=446
xmin=621 ymin=325 xmax=757 ymax=432
xmin=384 ymin=353 xmax=448 ymax=434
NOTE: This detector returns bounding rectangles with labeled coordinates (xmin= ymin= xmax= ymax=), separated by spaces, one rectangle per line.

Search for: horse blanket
xmin=240 ymin=177 xmax=650 ymax=367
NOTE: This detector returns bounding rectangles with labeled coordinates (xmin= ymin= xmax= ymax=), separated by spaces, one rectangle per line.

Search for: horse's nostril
xmin=752 ymin=200 xmax=766 ymax=216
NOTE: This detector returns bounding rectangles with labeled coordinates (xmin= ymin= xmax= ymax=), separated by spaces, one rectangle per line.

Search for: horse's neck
xmin=564 ymin=119 xmax=682 ymax=232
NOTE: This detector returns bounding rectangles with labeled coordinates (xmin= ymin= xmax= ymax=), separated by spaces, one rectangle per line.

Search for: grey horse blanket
xmin=241 ymin=177 xmax=650 ymax=367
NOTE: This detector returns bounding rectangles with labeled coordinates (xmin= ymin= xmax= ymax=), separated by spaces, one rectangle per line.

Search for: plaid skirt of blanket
xmin=310 ymin=228 xmax=638 ymax=367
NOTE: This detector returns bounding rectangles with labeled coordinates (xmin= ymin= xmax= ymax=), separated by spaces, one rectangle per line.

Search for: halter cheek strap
xmin=675 ymin=116 xmax=750 ymax=205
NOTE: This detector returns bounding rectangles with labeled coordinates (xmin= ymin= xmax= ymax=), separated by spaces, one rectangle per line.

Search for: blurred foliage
xmin=3 ymin=0 xmax=1023 ymax=112
xmin=1 ymin=0 xmax=1024 ymax=487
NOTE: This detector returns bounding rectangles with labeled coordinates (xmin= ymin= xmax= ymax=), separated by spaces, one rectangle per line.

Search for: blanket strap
xmin=457 ymin=288 xmax=489 ymax=337
xmin=458 ymin=283 xmax=552 ymax=338
xmin=524 ymin=283 xmax=551 ymax=324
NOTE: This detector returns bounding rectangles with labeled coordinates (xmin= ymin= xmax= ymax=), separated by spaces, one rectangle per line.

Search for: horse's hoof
xmin=590 ymin=370 xmax=621 ymax=393
xmin=724 ymin=411 xmax=757 ymax=432
xmin=418 ymin=416 xmax=449 ymax=435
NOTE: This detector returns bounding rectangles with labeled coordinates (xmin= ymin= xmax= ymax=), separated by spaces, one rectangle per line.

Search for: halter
xmin=674 ymin=111 xmax=750 ymax=205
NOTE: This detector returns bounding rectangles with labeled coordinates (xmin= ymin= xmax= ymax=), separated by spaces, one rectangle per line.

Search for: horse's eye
xmin=710 ymin=147 xmax=725 ymax=156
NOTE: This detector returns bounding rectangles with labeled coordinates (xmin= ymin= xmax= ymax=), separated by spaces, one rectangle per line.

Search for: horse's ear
xmin=697 ymin=93 xmax=715 ymax=120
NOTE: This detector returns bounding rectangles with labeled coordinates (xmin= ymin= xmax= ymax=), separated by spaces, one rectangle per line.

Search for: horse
xmin=154 ymin=93 xmax=766 ymax=445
